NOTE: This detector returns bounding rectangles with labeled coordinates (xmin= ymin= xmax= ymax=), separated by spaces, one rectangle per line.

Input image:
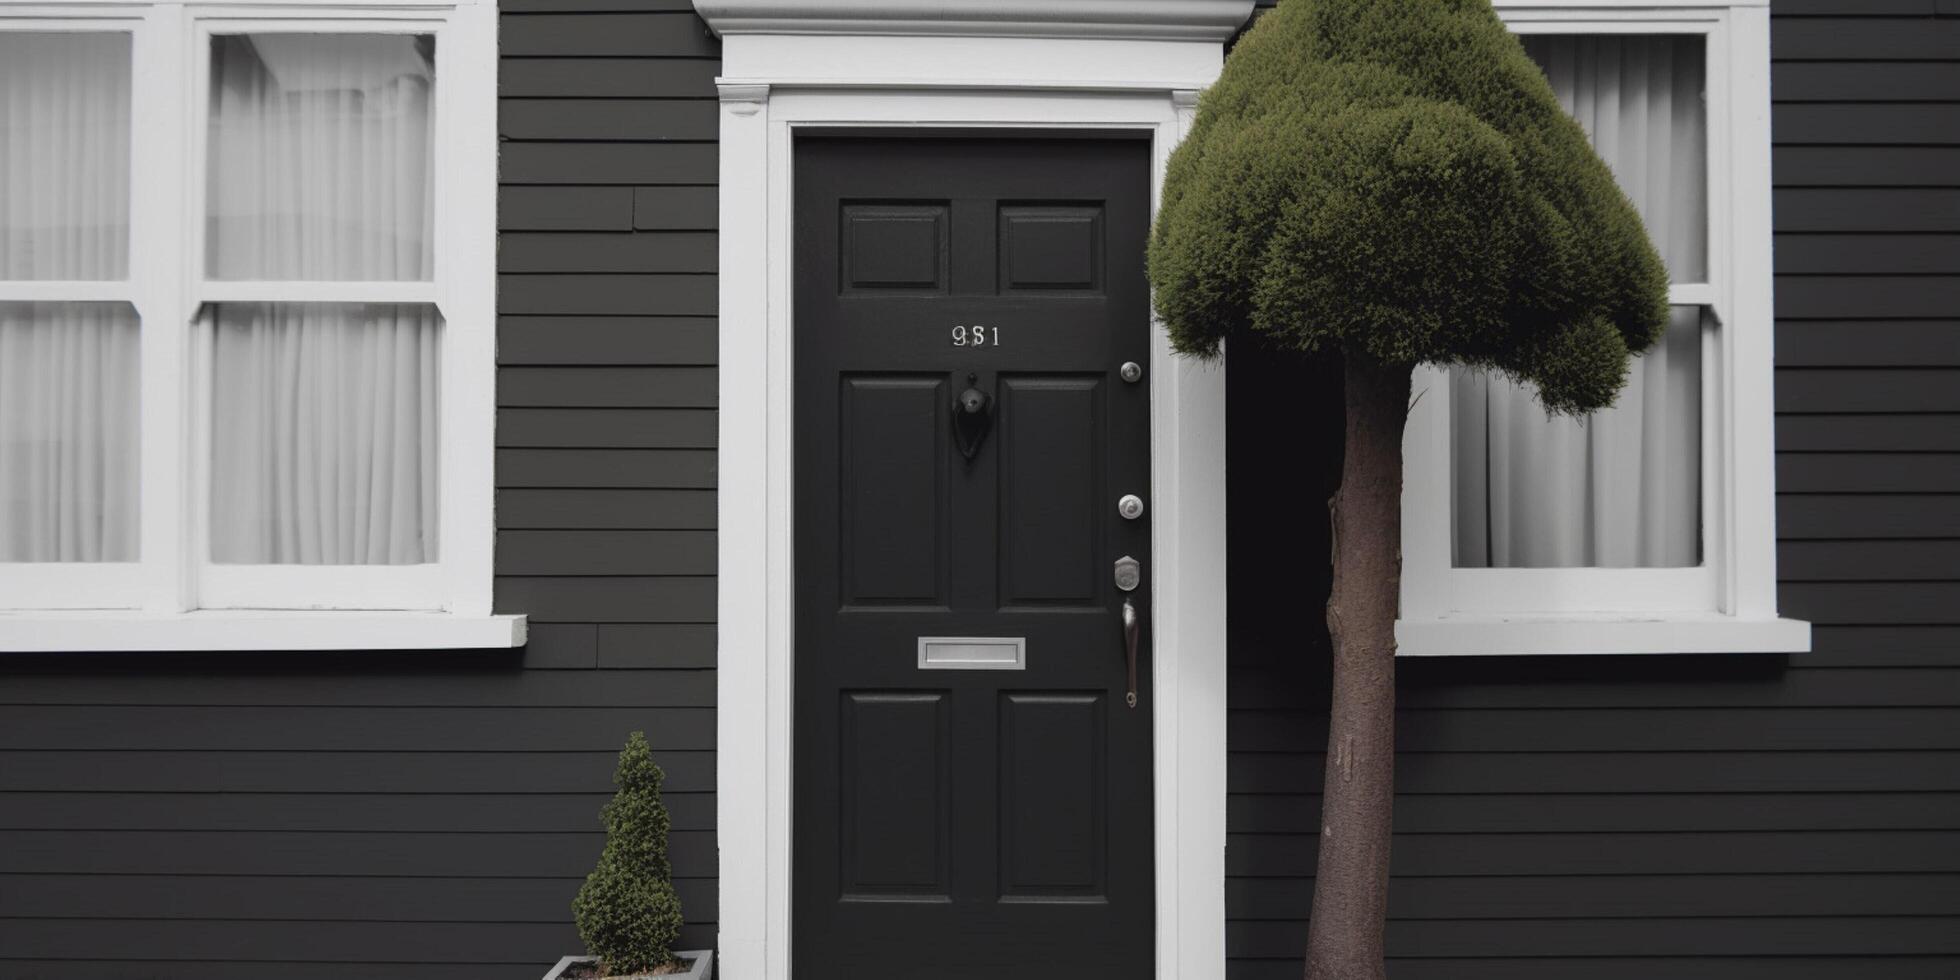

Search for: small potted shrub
xmin=546 ymin=731 xmax=713 ymax=979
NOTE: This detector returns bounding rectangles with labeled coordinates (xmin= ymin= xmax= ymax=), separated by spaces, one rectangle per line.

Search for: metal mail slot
xmin=917 ymin=636 xmax=1026 ymax=670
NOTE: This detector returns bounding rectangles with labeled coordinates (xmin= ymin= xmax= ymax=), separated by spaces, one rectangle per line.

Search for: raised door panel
xmin=839 ymin=376 xmax=948 ymax=607
xmin=999 ymin=692 xmax=1108 ymax=901
xmin=839 ymin=691 xmax=952 ymax=901
xmin=997 ymin=376 xmax=1104 ymax=607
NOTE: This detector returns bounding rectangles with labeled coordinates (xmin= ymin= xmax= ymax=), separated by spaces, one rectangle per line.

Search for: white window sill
xmin=1396 ymin=614 xmax=1810 ymax=657
xmin=0 ymin=611 xmax=527 ymax=652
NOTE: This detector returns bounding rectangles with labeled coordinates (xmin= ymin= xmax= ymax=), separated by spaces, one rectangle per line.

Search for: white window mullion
xmin=137 ymin=2 xmax=192 ymax=612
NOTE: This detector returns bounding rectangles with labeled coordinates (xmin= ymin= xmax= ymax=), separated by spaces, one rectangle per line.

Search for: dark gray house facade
xmin=0 ymin=0 xmax=1953 ymax=978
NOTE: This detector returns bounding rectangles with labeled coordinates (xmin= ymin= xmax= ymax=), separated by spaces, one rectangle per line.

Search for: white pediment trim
xmin=695 ymin=0 xmax=1255 ymax=41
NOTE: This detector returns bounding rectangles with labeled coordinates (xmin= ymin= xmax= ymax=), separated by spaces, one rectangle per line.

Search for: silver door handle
xmin=1122 ymin=597 xmax=1139 ymax=709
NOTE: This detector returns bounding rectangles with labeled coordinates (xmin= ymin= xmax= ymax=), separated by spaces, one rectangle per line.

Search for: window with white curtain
xmin=1 ymin=33 xmax=139 ymax=569
xmin=1451 ymin=34 xmax=1706 ymax=571
xmin=0 ymin=1 xmax=508 ymax=649
xmin=1399 ymin=3 xmax=1808 ymax=657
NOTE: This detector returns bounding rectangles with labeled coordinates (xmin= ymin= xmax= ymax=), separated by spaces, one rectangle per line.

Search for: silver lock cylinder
xmin=1119 ymin=361 xmax=1143 ymax=383
xmin=1117 ymin=494 xmax=1145 ymax=520
xmin=1113 ymin=555 xmax=1141 ymax=592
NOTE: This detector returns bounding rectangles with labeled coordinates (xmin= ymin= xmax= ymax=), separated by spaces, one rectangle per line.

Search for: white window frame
xmin=1398 ymin=0 xmax=1807 ymax=656
xmin=0 ymin=0 xmax=519 ymax=650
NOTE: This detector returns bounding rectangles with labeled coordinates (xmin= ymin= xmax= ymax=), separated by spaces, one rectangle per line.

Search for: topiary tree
xmin=574 ymin=731 xmax=685 ymax=976
xmin=1148 ymin=1 xmax=1668 ymax=977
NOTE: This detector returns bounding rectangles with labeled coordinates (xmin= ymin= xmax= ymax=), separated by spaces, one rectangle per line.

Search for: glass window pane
xmin=1524 ymin=35 xmax=1707 ymax=283
xmin=1451 ymin=306 xmax=1704 ymax=569
xmin=206 ymin=34 xmax=435 ymax=281
xmin=210 ymin=302 xmax=439 ymax=565
xmin=0 ymin=302 xmax=140 ymax=562
xmin=0 ymin=32 xmax=133 ymax=281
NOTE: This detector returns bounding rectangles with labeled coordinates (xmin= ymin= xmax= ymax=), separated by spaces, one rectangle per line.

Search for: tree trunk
xmin=1303 ymin=354 xmax=1411 ymax=980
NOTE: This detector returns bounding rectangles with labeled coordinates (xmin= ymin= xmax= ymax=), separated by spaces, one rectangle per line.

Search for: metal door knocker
xmin=953 ymin=372 xmax=993 ymax=461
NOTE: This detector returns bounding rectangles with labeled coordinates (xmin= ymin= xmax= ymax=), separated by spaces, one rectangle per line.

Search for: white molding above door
xmin=697 ymin=0 xmax=1252 ymax=40
xmin=705 ymin=5 xmax=1242 ymax=978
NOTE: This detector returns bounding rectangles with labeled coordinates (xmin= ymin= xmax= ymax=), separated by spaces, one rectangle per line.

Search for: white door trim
xmin=710 ymin=22 xmax=1238 ymax=980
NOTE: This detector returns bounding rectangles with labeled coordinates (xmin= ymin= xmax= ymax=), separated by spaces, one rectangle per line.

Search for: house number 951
xmin=951 ymin=324 xmax=999 ymax=347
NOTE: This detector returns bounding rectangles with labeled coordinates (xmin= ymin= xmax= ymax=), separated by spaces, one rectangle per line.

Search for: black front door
xmin=793 ymin=136 xmax=1155 ymax=979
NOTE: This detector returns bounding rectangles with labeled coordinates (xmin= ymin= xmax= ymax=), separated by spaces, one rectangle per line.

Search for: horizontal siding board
xmin=1777 ymin=322 xmax=1960 ymax=366
xmin=498 ymin=409 xmax=716 ymax=449
xmin=0 ymin=921 xmax=712 ymax=964
xmin=498 ymin=449 xmax=716 ymax=488
xmin=1230 ymin=666 xmax=1960 ymax=710
xmin=499 ymin=317 xmax=717 ymax=366
xmin=0 ymin=792 xmax=710 ymax=833
xmin=498 ymin=13 xmax=717 ymax=57
xmin=500 ymin=530 xmax=716 ymax=576
xmin=498 ymin=366 xmax=716 ymax=408
xmin=1775 ymin=148 xmax=1960 ymax=188
xmin=520 ymin=623 xmax=598 ymax=668
xmin=497 ymin=489 xmax=717 ymax=529
xmin=1774 ymin=105 xmax=1960 ymax=146
xmin=1228 ymin=792 xmax=1960 ymax=834
xmin=0 ymin=829 xmax=714 ymax=878
xmin=500 ymin=57 xmax=718 ymax=98
xmin=1772 ymin=61 xmax=1960 ymax=102
xmin=1776 ymin=276 xmax=1960 ymax=318
xmin=501 ymin=99 xmax=717 ymax=141
xmin=1775 ymin=190 xmax=1960 ymax=231
xmin=499 ymin=274 xmax=717 ymax=316
xmin=1226 ymin=917 xmax=1960 ymax=958
xmin=598 ymin=624 xmax=717 ymax=669
xmin=1224 ymin=831 xmax=1960 ymax=877
xmin=1771 ymin=18 xmax=1960 ymax=60
xmin=1231 ymin=706 xmax=1960 ymax=752
xmin=0 ymin=874 xmax=716 ymax=928
xmin=0 ymin=964 xmax=542 ymax=980
xmin=495 ymin=576 xmax=716 ymax=623
xmin=0 ymin=706 xmax=716 ymax=752
xmin=1782 ymin=539 xmax=1960 ymax=580
xmin=1227 ymin=751 xmax=1960 ymax=794
xmin=0 ymin=670 xmax=713 ymax=708
xmin=1778 ymin=453 xmax=1960 ymax=492
xmin=501 ymin=142 xmax=717 ymax=184
xmin=1775 ymin=236 xmax=1960 ymax=274
xmin=634 ymin=186 xmax=719 ymax=229
xmin=498 ymin=187 xmax=634 ymax=231
xmin=1782 ymin=582 xmax=1960 ymax=623
xmin=1776 ymin=368 xmax=1960 ymax=412
xmin=1228 ymin=873 xmax=1960 ymax=920
xmin=1800 ymin=625 xmax=1960 ymax=667
xmin=1777 ymin=414 xmax=1960 ymax=451
xmin=501 ymin=232 xmax=716 ymax=274
xmin=1232 ymin=959 xmax=1960 ymax=980
xmin=0 ymin=750 xmax=714 ymax=794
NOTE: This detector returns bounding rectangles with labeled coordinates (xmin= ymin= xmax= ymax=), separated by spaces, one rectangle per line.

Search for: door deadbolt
xmin=1120 ymin=361 xmax=1143 ymax=383
xmin=1113 ymin=555 xmax=1141 ymax=592
xmin=1117 ymin=494 xmax=1145 ymax=520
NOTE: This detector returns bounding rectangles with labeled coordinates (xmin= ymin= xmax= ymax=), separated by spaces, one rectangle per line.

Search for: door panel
xmin=794 ymin=136 xmax=1153 ymax=979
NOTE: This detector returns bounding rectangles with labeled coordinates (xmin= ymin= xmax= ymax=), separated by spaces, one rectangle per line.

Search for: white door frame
xmin=709 ymin=8 xmax=1245 ymax=978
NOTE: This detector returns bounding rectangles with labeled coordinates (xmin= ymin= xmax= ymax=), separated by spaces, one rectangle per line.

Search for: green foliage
xmin=1148 ymin=0 xmax=1669 ymax=414
xmin=574 ymin=731 xmax=685 ymax=976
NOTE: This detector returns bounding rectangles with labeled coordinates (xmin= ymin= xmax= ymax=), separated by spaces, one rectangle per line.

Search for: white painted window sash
xmin=1401 ymin=3 xmax=1801 ymax=654
xmin=0 ymin=0 xmax=501 ymax=626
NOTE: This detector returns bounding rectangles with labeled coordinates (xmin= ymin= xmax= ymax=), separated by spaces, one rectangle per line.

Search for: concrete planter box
xmin=543 ymin=951 xmax=713 ymax=980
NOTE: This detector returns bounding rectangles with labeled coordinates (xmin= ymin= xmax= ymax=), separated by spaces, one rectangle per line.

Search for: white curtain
xmin=210 ymin=303 xmax=439 ymax=565
xmin=0 ymin=33 xmax=139 ymax=563
xmin=206 ymin=33 xmax=434 ymax=281
xmin=203 ymin=35 xmax=440 ymax=565
xmin=1451 ymin=35 xmax=1707 ymax=569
